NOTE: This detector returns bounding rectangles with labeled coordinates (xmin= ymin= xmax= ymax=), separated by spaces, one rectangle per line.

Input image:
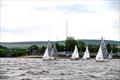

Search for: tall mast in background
xmin=66 ymin=18 xmax=68 ymax=39
xmin=64 ymin=18 xmax=68 ymax=53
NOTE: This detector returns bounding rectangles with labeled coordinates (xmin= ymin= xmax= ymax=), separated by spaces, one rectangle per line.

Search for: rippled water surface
xmin=0 ymin=58 xmax=120 ymax=80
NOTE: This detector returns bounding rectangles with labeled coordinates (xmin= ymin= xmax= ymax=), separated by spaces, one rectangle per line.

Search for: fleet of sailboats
xmin=42 ymin=18 xmax=113 ymax=61
xmin=42 ymin=37 xmax=112 ymax=61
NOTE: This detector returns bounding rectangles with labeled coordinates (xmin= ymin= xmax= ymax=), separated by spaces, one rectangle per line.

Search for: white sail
xmin=71 ymin=45 xmax=79 ymax=60
xmin=82 ymin=46 xmax=90 ymax=60
xmin=48 ymin=41 xmax=52 ymax=56
xmin=49 ymin=43 xmax=58 ymax=60
xmin=101 ymin=37 xmax=108 ymax=59
xmin=53 ymin=44 xmax=58 ymax=57
xmin=95 ymin=45 xmax=103 ymax=61
xmin=49 ymin=48 xmax=55 ymax=60
xmin=42 ymin=47 xmax=49 ymax=60
xmin=96 ymin=37 xmax=109 ymax=61
xmin=42 ymin=41 xmax=52 ymax=60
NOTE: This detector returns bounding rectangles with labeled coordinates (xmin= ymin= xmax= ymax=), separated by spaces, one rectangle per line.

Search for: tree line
xmin=0 ymin=37 xmax=119 ymax=57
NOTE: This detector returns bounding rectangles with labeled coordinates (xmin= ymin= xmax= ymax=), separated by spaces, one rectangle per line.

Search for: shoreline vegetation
xmin=0 ymin=37 xmax=120 ymax=58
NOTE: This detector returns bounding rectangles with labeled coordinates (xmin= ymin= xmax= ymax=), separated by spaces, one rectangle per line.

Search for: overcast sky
xmin=0 ymin=0 xmax=120 ymax=42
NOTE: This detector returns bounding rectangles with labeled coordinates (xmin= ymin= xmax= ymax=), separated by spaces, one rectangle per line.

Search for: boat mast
xmin=65 ymin=18 xmax=68 ymax=53
xmin=66 ymin=18 xmax=68 ymax=39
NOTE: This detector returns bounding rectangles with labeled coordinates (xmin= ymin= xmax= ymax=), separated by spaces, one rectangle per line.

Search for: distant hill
xmin=0 ymin=39 xmax=119 ymax=49
xmin=80 ymin=39 xmax=120 ymax=45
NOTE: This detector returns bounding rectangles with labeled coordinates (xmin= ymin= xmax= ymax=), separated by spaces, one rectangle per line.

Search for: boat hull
xmin=70 ymin=58 xmax=79 ymax=60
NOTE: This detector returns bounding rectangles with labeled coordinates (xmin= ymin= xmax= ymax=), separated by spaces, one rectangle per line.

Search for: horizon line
xmin=0 ymin=39 xmax=119 ymax=43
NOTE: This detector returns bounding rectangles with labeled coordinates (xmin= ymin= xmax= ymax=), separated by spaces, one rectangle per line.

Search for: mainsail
xmin=48 ymin=41 xmax=52 ymax=56
xmin=42 ymin=47 xmax=49 ymax=60
xmin=95 ymin=45 xmax=104 ymax=60
xmin=49 ymin=48 xmax=55 ymax=60
xmin=71 ymin=45 xmax=79 ymax=60
xmin=49 ymin=44 xmax=58 ymax=60
xmin=101 ymin=37 xmax=108 ymax=59
xmin=96 ymin=37 xmax=108 ymax=60
xmin=53 ymin=44 xmax=58 ymax=57
xmin=82 ymin=46 xmax=90 ymax=60
xmin=42 ymin=41 xmax=52 ymax=60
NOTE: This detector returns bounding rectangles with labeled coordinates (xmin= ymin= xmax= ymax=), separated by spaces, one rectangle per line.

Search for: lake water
xmin=0 ymin=58 xmax=120 ymax=80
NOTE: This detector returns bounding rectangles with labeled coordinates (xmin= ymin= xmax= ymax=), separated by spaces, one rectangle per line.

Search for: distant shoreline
xmin=1 ymin=55 xmax=120 ymax=59
xmin=1 ymin=39 xmax=120 ymax=49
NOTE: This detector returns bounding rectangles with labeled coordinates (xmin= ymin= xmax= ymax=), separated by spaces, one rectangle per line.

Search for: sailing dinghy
xmin=42 ymin=41 xmax=52 ymax=60
xmin=42 ymin=47 xmax=50 ymax=60
xmin=71 ymin=45 xmax=79 ymax=60
xmin=95 ymin=45 xmax=104 ymax=61
xmin=95 ymin=37 xmax=108 ymax=61
xmin=49 ymin=48 xmax=55 ymax=60
xmin=82 ymin=46 xmax=90 ymax=60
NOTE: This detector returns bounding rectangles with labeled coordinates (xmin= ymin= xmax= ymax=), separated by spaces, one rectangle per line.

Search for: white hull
xmin=49 ymin=57 xmax=55 ymax=60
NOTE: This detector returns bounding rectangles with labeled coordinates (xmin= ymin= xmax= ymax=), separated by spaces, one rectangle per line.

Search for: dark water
xmin=0 ymin=58 xmax=120 ymax=80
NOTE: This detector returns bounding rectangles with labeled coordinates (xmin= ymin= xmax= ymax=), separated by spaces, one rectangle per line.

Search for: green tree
xmin=65 ymin=37 xmax=77 ymax=52
xmin=111 ymin=44 xmax=118 ymax=53
xmin=0 ymin=45 xmax=7 ymax=57
xmin=106 ymin=43 xmax=112 ymax=53
xmin=0 ymin=45 xmax=7 ymax=49
xmin=39 ymin=46 xmax=46 ymax=54
xmin=10 ymin=49 xmax=26 ymax=57
xmin=0 ymin=49 xmax=7 ymax=57
xmin=88 ymin=44 xmax=99 ymax=53
xmin=56 ymin=42 xmax=65 ymax=52
xmin=28 ymin=45 xmax=39 ymax=55
xmin=77 ymin=40 xmax=86 ymax=52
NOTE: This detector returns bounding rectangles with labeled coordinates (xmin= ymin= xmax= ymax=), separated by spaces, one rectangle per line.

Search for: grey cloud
xmin=1 ymin=27 xmax=24 ymax=33
xmin=104 ymin=0 xmax=120 ymax=11
xmin=33 ymin=0 xmax=120 ymax=13
xmin=34 ymin=4 xmax=97 ymax=13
